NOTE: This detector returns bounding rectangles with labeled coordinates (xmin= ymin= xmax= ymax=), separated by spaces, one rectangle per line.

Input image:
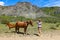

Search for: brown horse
xmin=15 ymin=20 xmax=33 ymax=34
xmin=6 ymin=22 xmax=15 ymax=30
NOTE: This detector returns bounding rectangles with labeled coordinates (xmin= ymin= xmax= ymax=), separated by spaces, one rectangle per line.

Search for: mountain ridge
xmin=0 ymin=2 xmax=60 ymax=19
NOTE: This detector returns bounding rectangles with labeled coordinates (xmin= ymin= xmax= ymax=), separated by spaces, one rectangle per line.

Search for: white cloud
xmin=52 ymin=1 xmax=60 ymax=6
xmin=0 ymin=1 xmax=4 ymax=6
xmin=43 ymin=0 xmax=60 ymax=7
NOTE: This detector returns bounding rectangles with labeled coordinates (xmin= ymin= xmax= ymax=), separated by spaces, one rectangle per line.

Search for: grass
xmin=0 ymin=22 xmax=60 ymax=35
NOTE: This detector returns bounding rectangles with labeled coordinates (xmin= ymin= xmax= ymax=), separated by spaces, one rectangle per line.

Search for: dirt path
xmin=0 ymin=30 xmax=60 ymax=40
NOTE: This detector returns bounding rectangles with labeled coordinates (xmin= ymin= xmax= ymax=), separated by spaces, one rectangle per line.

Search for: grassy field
xmin=0 ymin=22 xmax=60 ymax=34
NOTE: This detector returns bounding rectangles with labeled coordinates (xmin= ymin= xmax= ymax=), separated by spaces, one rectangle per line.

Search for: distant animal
xmin=15 ymin=20 xmax=33 ymax=34
xmin=6 ymin=22 xmax=15 ymax=30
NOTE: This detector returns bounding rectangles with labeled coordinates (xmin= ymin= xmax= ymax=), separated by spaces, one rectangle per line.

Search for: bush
xmin=36 ymin=17 xmax=60 ymax=23
xmin=1 ymin=19 xmax=10 ymax=24
xmin=56 ymin=23 xmax=60 ymax=27
xmin=50 ymin=26 xmax=56 ymax=30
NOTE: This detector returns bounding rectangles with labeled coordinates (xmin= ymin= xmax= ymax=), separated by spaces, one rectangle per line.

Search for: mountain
xmin=0 ymin=2 xmax=48 ymax=19
xmin=41 ymin=7 xmax=60 ymax=17
xmin=0 ymin=2 xmax=60 ymax=19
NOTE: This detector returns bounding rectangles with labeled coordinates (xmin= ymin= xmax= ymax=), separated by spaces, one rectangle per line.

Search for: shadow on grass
xmin=5 ymin=31 xmax=30 ymax=35
xmin=34 ymin=34 xmax=39 ymax=36
xmin=17 ymin=32 xmax=24 ymax=34
xmin=17 ymin=32 xmax=30 ymax=35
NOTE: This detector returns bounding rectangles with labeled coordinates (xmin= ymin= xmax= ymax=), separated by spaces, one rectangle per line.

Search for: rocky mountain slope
xmin=0 ymin=2 xmax=48 ymax=19
xmin=41 ymin=7 xmax=60 ymax=17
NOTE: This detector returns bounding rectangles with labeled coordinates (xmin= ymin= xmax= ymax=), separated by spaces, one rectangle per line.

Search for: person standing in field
xmin=37 ymin=19 xmax=42 ymax=36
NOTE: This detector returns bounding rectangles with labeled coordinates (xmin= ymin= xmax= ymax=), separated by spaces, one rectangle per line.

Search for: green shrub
xmin=56 ymin=23 xmax=60 ymax=27
xmin=36 ymin=17 xmax=60 ymax=23
xmin=1 ymin=19 xmax=10 ymax=24
xmin=50 ymin=26 xmax=56 ymax=30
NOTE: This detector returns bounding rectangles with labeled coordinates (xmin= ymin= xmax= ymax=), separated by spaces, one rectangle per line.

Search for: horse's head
xmin=26 ymin=20 xmax=33 ymax=26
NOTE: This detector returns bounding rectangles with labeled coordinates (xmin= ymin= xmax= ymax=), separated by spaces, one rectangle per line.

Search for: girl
xmin=37 ymin=19 xmax=42 ymax=36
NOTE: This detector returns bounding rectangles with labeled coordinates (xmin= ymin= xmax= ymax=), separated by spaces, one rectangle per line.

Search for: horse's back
xmin=16 ymin=21 xmax=27 ymax=28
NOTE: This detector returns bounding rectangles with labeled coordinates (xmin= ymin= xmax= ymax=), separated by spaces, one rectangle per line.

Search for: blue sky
xmin=0 ymin=0 xmax=60 ymax=7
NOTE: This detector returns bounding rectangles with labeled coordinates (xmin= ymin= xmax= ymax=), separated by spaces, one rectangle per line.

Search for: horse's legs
xmin=17 ymin=27 xmax=19 ymax=32
xmin=8 ymin=27 xmax=11 ymax=32
xmin=24 ymin=27 xmax=27 ymax=35
xmin=9 ymin=27 xmax=11 ymax=30
xmin=15 ymin=26 xmax=17 ymax=32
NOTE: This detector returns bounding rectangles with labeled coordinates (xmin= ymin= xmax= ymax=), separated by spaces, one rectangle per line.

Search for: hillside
xmin=0 ymin=2 xmax=48 ymax=19
xmin=41 ymin=7 xmax=60 ymax=17
xmin=0 ymin=2 xmax=60 ymax=19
